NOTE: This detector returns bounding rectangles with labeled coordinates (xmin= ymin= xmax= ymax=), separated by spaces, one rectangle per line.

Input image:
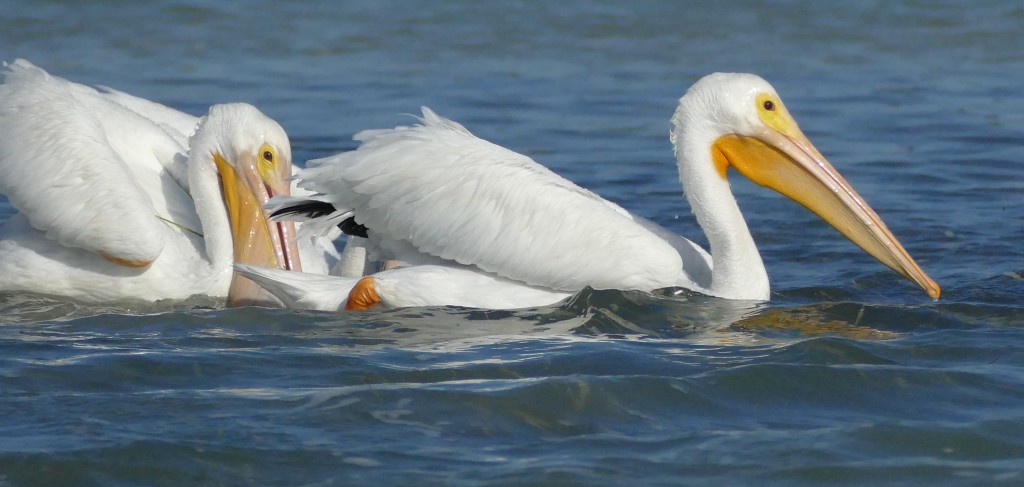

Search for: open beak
xmin=712 ymin=121 xmax=940 ymax=299
xmin=214 ymin=153 xmax=303 ymax=307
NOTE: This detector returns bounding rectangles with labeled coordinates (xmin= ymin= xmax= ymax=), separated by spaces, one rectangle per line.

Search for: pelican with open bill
xmin=0 ymin=59 xmax=303 ymax=305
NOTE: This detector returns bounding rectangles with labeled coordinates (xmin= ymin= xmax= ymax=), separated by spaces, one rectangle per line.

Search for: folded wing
xmin=299 ymin=107 xmax=684 ymax=292
xmin=0 ymin=59 xmax=198 ymax=266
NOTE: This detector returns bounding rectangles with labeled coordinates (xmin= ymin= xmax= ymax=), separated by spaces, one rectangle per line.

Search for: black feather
xmin=271 ymin=199 xmax=369 ymax=238
xmin=270 ymin=200 xmax=337 ymax=220
xmin=339 ymin=217 xmax=369 ymax=238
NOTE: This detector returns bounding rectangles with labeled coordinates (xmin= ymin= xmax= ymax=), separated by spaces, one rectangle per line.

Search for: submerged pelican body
xmin=0 ymin=59 xmax=305 ymax=305
xmin=243 ymin=73 xmax=940 ymax=311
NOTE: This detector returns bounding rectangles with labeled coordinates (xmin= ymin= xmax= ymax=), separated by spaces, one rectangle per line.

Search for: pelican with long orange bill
xmin=243 ymin=73 xmax=939 ymax=311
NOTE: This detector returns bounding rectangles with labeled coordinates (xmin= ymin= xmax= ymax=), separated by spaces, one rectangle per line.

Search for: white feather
xmin=371 ymin=265 xmax=571 ymax=309
xmin=234 ymin=264 xmax=355 ymax=311
xmin=0 ymin=59 xmax=186 ymax=264
xmin=0 ymin=60 xmax=329 ymax=303
xmin=299 ymin=107 xmax=692 ymax=293
xmin=235 ymin=263 xmax=571 ymax=311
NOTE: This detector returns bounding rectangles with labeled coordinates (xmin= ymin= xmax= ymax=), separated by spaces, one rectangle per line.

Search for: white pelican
xmin=253 ymin=73 xmax=940 ymax=311
xmin=0 ymin=59 xmax=305 ymax=305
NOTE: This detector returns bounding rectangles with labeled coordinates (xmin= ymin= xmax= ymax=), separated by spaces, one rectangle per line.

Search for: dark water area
xmin=1 ymin=1 xmax=1023 ymax=485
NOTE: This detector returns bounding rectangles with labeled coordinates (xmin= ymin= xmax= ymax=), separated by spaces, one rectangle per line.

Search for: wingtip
xmin=420 ymin=106 xmax=438 ymax=120
xmin=232 ymin=263 xmax=257 ymax=274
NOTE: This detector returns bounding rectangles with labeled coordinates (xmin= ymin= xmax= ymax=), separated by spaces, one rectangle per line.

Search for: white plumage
xmin=0 ymin=59 xmax=312 ymax=305
xmin=301 ymin=108 xmax=711 ymax=293
xmin=254 ymin=72 xmax=941 ymax=310
xmin=234 ymin=263 xmax=569 ymax=311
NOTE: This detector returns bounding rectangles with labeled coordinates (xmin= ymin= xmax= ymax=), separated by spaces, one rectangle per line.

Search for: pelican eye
xmin=258 ymin=143 xmax=277 ymax=167
xmin=756 ymin=93 xmax=790 ymax=133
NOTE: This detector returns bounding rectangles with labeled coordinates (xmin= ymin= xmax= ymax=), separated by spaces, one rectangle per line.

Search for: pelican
xmin=0 ymin=59 xmax=305 ymax=305
xmin=250 ymin=73 xmax=939 ymax=311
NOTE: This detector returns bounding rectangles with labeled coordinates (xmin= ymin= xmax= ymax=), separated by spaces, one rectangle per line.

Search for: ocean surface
xmin=2 ymin=1 xmax=1023 ymax=485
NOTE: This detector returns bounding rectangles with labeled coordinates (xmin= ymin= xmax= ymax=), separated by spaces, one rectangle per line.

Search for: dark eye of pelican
xmin=262 ymin=150 xmax=274 ymax=163
xmin=763 ymin=100 xmax=776 ymax=111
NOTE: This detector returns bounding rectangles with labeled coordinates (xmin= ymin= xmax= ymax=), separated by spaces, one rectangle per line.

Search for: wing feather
xmin=95 ymin=84 xmax=197 ymax=148
xmin=0 ymin=60 xmax=186 ymax=265
xmin=300 ymin=107 xmax=683 ymax=292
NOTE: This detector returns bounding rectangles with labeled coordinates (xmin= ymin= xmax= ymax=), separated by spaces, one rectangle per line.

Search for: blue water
xmin=2 ymin=1 xmax=1024 ymax=485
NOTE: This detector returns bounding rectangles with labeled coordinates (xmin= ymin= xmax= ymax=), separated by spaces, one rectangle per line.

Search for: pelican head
xmin=674 ymin=73 xmax=940 ymax=299
xmin=190 ymin=103 xmax=303 ymax=306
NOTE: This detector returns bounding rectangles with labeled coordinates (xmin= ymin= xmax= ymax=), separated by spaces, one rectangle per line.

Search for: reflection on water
xmin=731 ymin=305 xmax=903 ymax=340
xmin=3 ymin=284 xmax=918 ymax=350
